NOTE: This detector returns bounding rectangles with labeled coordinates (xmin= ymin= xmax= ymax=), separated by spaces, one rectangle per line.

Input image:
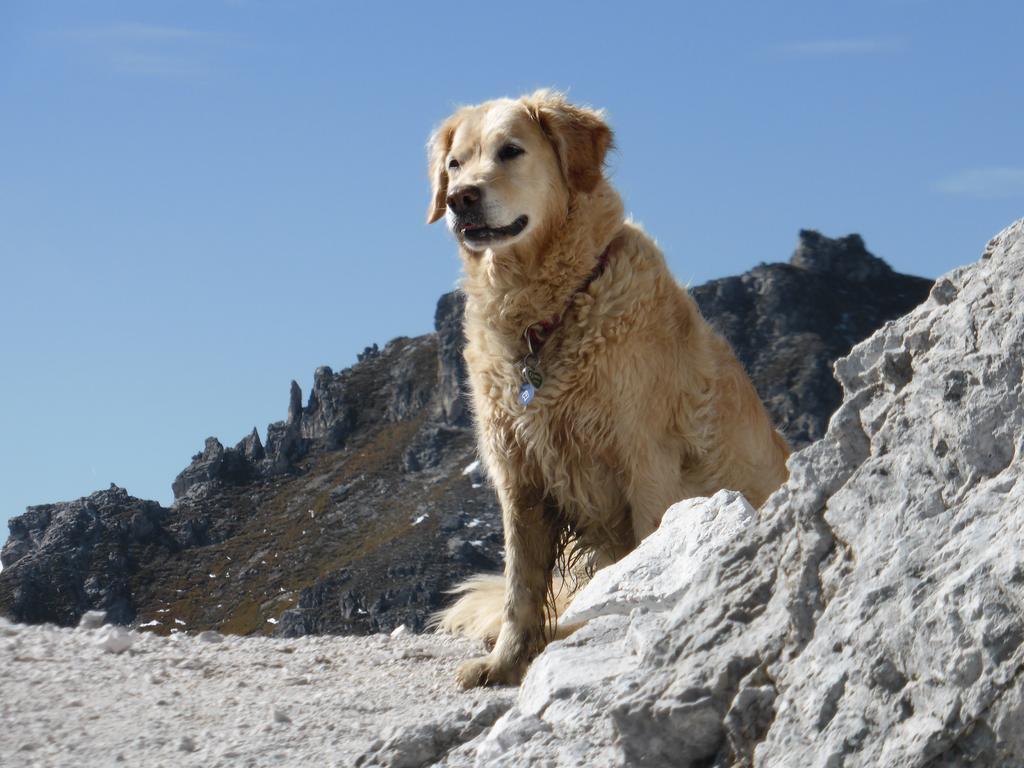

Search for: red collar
xmin=523 ymin=244 xmax=612 ymax=355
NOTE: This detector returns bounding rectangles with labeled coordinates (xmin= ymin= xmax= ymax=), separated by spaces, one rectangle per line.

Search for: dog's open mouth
xmin=461 ymin=215 xmax=529 ymax=244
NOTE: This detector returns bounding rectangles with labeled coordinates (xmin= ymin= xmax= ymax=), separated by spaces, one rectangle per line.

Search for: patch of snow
xmin=138 ymin=620 xmax=161 ymax=628
xmin=412 ymin=514 xmax=428 ymax=526
xmin=466 ymin=518 xmax=483 ymax=528
xmin=174 ymin=618 xmax=186 ymax=626
xmin=266 ymin=618 xmax=278 ymax=625
xmin=462 ymin=460 xmax=481 ymax=475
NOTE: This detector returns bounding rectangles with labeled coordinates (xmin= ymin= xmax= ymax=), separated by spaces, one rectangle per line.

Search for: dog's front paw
xmin=456 ymin=654 xmax=525 ymax=689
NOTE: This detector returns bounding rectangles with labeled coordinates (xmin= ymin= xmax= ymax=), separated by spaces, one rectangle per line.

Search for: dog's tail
xmin=432 ymin=573 xmax=582 ymax=645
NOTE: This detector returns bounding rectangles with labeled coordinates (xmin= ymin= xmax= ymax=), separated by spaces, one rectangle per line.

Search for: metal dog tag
xmin=521 ymin=365 xmax=544 ymax=390
xmin=518 ymin=381 xmax=536 ymax=406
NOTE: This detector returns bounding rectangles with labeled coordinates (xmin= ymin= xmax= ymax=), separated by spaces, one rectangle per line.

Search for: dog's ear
xmin=528 ymin=90 xmax=612 ymax=194
xmin=425 ymin=116 xmax=459 ymax=224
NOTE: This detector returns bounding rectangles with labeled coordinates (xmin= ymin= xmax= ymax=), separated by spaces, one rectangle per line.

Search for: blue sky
xmin=1 ymin=0 xmax=1022 ymax=533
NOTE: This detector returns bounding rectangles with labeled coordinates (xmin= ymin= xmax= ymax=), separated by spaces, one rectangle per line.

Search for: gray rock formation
xmin=691 ymin=229 xmax=932 ymax=447
xmin=264 ymin=379 xmax=309 ymax=475
xmin=414 ymin=219 xmax=1024 ymax=767
xmin=0 ymin=485 xmax=181 ymax=627
xmin=434 ymin=290 xmax=471 ymax=427
xmin=1 ymin=231 xmax=931 ymax=637
xmin=171 ymin=434 xmax=263 ymax=501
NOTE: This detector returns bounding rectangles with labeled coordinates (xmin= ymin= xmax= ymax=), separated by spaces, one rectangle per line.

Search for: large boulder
xmin=412 ymin=219 xmax=1024 ymax=767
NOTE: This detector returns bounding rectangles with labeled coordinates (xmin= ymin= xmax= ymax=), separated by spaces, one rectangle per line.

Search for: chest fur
xmin=469 ymin=343 xmax=624 ymax=519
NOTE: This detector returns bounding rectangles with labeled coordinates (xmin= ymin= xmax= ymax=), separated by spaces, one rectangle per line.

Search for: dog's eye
xmin=447 ymin=158 xmax=460 ymax=170
xmin=497 ymin=144 xmax=524 ymax=162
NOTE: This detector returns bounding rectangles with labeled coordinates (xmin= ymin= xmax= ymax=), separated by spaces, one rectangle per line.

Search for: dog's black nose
xmin=447 ymin=185 xmax=481 ymax=215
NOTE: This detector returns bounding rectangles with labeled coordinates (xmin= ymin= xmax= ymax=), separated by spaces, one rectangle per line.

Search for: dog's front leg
xmin=457 ymin=483 xmax=558 ymax=688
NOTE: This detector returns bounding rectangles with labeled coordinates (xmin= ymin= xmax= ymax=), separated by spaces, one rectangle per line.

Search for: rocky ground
xmin=0 ymin=613 xmax=514 ymax=768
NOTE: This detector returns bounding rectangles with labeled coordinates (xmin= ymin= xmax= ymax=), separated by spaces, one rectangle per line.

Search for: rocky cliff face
xmin=392 ymin=219 xmax=1024 ymax=767
xmin=0 ymin=231 xmax=931 ymax=638
xmin=692 ymin=230 xmax=930 ymax=447
xmin=0 ymin=486 xmax=180 ymax=627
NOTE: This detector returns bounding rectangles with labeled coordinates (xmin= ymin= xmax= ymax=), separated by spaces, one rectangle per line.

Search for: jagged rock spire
xmin=287 ymin=380 xmax=302 ymax=425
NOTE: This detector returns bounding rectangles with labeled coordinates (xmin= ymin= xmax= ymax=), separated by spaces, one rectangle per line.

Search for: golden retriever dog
xmin=426 ymin=90 xmax=790 ymax=688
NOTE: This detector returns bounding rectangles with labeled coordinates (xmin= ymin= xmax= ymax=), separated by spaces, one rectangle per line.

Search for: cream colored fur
xmin=436 ymin=574 xmax=580 ymax=648
xmin=426 ymin=91 xmax=790 ymax=688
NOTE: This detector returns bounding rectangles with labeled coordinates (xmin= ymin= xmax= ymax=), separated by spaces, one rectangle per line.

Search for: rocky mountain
xmin=0 ymin=231 xmax=932 ymax=637
xmin=691 ymin=230 xmax=931 ymax=447
xmin=361 ymin=219 xmax=1023 ymax=768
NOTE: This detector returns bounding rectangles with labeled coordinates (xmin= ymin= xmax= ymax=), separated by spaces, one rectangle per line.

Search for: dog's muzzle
xmin=447 ymin=184 xmax=528 ymax=244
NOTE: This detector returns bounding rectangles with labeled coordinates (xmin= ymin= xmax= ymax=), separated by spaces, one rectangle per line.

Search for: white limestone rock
xmin=95 ymin=626 xmax=134 ymax=654
xmin=444 ymin=220 xmax=1024 ymax=767
xmin=357 ymin=700 xmax=510 ymax=768
xmin=563 ymin=490 xmax=755 ymax=624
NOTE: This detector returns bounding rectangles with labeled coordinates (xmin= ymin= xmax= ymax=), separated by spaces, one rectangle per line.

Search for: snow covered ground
xmin=0 ymin=616 xmax=513 ymax=767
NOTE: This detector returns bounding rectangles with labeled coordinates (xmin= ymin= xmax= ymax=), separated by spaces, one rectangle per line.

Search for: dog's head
xmin=426 ymin=91 xmax=612 ymax=253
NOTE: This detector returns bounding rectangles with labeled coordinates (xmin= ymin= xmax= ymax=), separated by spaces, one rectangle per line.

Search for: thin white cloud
xmin=60 ymin=23 xmax=201 ymax=42
xmin=54 ymin=23 xmax=207 ymax=76
xmin=780 ymin=37 xmax=903 ymax=56
xmin=935 ymin=168 xmax=1024 ymax=200
xmin=109 ymin=52 xmax=205 ymax=77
